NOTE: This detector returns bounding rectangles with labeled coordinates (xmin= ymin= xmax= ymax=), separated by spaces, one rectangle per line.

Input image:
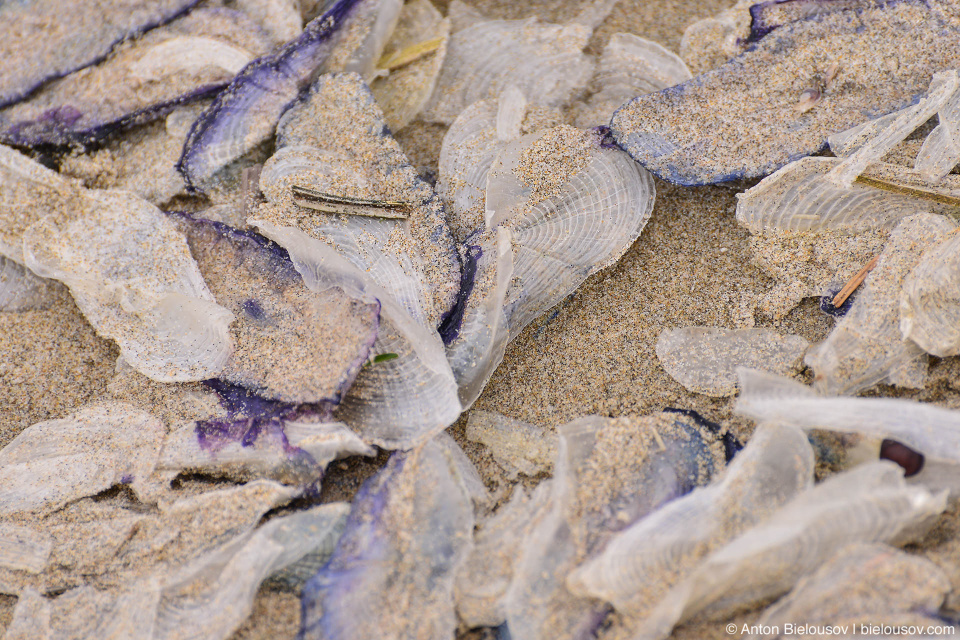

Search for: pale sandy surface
xmin=5 ymin=0 xmax=960 ymax=638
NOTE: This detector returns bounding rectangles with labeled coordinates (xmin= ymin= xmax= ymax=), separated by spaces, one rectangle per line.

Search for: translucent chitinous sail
xmin=611 ymin=1 xmax=960 ymax=185
xmin=633 ymin=461 xmax=946 ymax=640
xmin=748 ymin=543 xmax=951 ymax=640
xmin=486 ymin=125 xmax=656 ymax=337
xmin=421 ymin=15 xmax=594 ymax=124
xmin=370 ymin=0 xmax=451 ymax=132
xmin=0 ymin=0 xmax=203 ymax=109
xmin=735 ymin=368 xmax=960 ymax=497
xmin=804 ymin=213 xmax=955 ymax=395
xmin=4 ymin=503 xmax=350 ymax=640
xmin=655 ymin=327 xmax=809 ymax=397
xmin=250 ymin=73 xmax=461 ymax=448
xmin=299 ymin=437 xmax=476 ymax=640
xmin=437 ymin=94 xmax=654 ymax=404
xmin=0 ymin=403 xmax=166 ymax=517
xmin=0 ymin=255 xmax=61 ymax=312
xmin=503 ymin=413 xmax=726 ymax=640
xmin=169 ymin=213 xmax=380 ymax=404
xmin=900 ymin=229 xmax=960 ymax=358
xmin=572 ymin=33 xmax=692 ymax=129
xmin=0 ymin=479 xmax=300 ymax=596
xmin=21 ymin=187 xmax=235 ymax=383
xmin=566 ymin=423 xmax=814 ymax=619
xmin=0 ymin=9 xmax=272 ymax=148
xmin=177 ymin=0 xmax=402 ymax=190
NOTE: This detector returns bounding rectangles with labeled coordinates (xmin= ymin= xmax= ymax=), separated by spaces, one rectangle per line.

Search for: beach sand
xmin=3 ymin=0 xmax=960 ymax=638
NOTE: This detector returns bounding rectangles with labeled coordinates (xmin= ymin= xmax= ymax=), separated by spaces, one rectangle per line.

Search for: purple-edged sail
xmin=299 ymin=437 xmax=475 ymax=640
xmin=0 ymin=0 xmax=203 ymax=110
xmin=250 ymin=73 xmax=462 ymax=448
xmin=177 ymin=0 xmax=399 ymax=190
xmin=0 ymin=9 xmax=272 ymax=148
xmin=611 ymin=0 xmax=960 ymax=185
xmin=169 ymin=212 xmax=380 ymax=405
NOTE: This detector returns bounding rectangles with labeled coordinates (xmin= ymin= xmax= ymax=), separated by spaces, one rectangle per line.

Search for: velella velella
xmin=804 ymin=213 xmax=954 ymax=395
xmin=421 ymin=12 xmax=594 ymax=124
xmin=501 ymin=412 xmax=724 ymax=640
xmin=250 ymin=72 xmax=462 ymax=447
xmin=0 ymin=402 xmax=166 ymax=517
xmin=655 ymin=326 xmax=809 ymax=397
xmin=177 ymin=0 xmax=402 ymax=190
xmin=565 ymin=422 xmax=814 ymax=619
xmin=612 ymin=0 xmax=960 ymax=185
xmin=900 ymin=230 xmax=960 ymax=358
xmin=0 ymin=0 xmax=203 ymax=110
xmin=0 ymin=255 xmax=61 ymax=312
xmin=747 ymin=543 xmax=952 ymax=640
xmin=169 ymin=212 xmax=380 ymax=404
xmin=0 ymin=8 xmax=272 ymax=148
xmin=370 ymin=0 xmax=451 ymax=132
xmin=9 ymin=0 xmax=960 ymax=637
xmin=298 ymin=436 xmax=476 ymax=640
xmin=735 ymin=368 xmax=960 ymax=497
xmin=631 ymin=461 xmax=945 ymax=640
xmin=21 ymin=186 xmax=235 ymax=383
xmin=4 ymin=500 xmax=350 ymax=640
xmin=465 ymin=409 xmax=557 ymax=478
xmin=570 ymin=32 xmax=691 ymax=129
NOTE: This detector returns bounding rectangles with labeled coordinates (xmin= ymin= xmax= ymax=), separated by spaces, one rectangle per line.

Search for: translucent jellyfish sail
xmin=634 ymin=462 xmax=946 ymax=640
xmin=0 ymin=0 xmax=203 ymax=109
xmin=22 ymin=188 xmax=235 ymax=383
xmin=0 ymin=403 xmax=166 ymax=517
xmin=486 ymin=125 xmax=656 ymax=337
xmin=612 ymin=5 xmax=960 ymax=185
xmin=0 ymin=9 xmax=272 ymax=147
xmin=177 ymin=0 xmax=402 ymax=189
xmin=422 ymin=15 xmax=594 ymax=124
xmin=250 ymin=73 xmax=461 ymax=447
xmin=804 ymin=213 xmax=954 ymax=395
xmin=655 ymin=327 xmax=809 ymax=397
xmin=566 ymin=423 xmax=813 ymax=618
xmin=299 ymin=437 xmax=476 ymax=640
xmin=503 ymin=413 xmax=725 ymax=640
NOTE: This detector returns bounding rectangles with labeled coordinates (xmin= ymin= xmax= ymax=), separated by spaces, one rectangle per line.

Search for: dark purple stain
xmin=880 ymin=438 xmax=925 ymax=476
xmin=819 ymin=285 xmax=857 ymax=317
xmin=196 ymin=379 xmax=332 ymax=452
xmin=745 ymin=0 xmax=886 ymax=45
xmin=3 ymin=82 xmax=226 ymax=148
xmin=164 ymin=210 xmax=299 ymax=277
xmin=594 ymin=125 xmax=620 ymax=150
xmin=299 ymin=450 xmax=405 ymax=640
xmin=120 ymin=474 xmax=134 ymax=484
xmin=242 ymin=298 xmax=266 ymax=320
xmin=664 ymin=407 xmax=743 ymax=462
xmin=438 ymin=243 xmax=482 ymax=345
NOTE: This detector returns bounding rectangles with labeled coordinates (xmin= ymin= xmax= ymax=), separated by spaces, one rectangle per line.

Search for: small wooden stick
xmin=832 ymin=254 xmax=879 ymax=308
xmin=292 ymin=185 xmax=410 ymax=219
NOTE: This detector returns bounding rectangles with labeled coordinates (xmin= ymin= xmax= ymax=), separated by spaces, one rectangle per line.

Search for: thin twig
xmin=832 ymin=254 xmax=879 ymax=308
xmin=292 ymin=185 xmax=410 ymax=219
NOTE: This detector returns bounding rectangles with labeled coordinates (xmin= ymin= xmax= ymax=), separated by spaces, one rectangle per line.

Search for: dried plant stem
xmin=832 ymin=254 xmax=880 ymax=308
